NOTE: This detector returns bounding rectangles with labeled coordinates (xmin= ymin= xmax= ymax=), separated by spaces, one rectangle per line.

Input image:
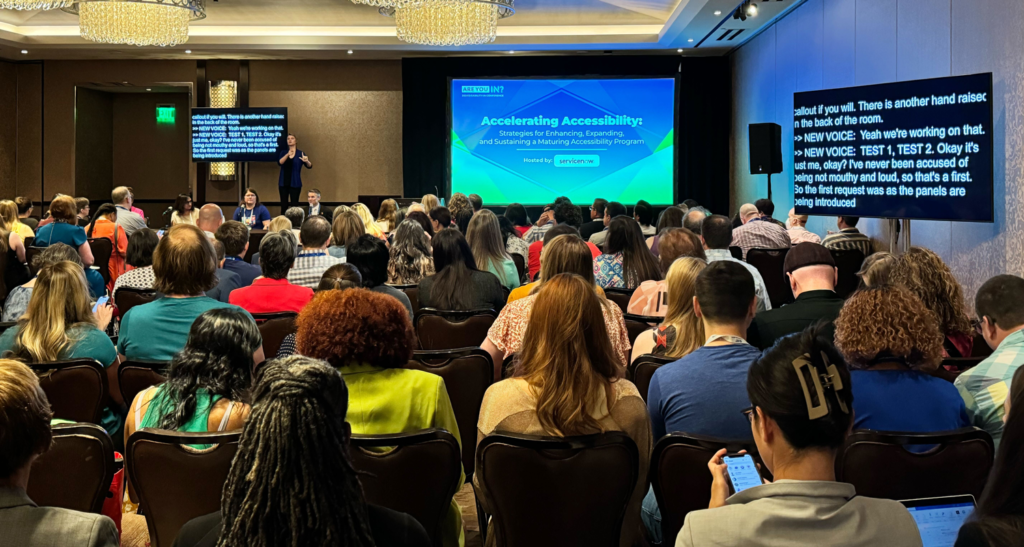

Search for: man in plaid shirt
xmin=731 ymin=202 xmax=791 ymax=259
xmin=286 ymin=215 xmax=345 ymax=288
xmin=955 ymin=274 xmax=1024 ymax=448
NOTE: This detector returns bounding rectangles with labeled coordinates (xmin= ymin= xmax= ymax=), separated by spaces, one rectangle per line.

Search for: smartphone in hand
xmin=92 ymin=296 xmax=109 ymax=313
xmin=724 ymin=453 xmax=762 ymax=493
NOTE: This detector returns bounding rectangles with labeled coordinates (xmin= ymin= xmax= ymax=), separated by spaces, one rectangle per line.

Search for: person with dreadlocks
xmin=172 ymin=356 xmax=431 ymax=547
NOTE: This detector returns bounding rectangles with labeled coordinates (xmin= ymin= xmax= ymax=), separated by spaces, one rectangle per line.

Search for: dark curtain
xmin=402 ymin=55 xmax=731 ymax=215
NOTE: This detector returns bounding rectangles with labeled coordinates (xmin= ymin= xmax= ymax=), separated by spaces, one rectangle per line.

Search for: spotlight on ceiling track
xmin=733 ymin=0 xmax=757 ymax=21
xmin=745 ymin=1 xmax=758 ymax=17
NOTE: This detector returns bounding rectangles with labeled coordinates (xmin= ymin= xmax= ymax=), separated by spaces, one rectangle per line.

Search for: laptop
xmin=900 ymin=495 xmax=977 ymax=547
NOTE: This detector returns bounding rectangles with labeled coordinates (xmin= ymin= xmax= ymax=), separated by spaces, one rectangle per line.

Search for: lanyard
xmin=705 ymin=334 xmax=749 ymax=346
xmin=243 ymin=207 xmax=255 ymax=225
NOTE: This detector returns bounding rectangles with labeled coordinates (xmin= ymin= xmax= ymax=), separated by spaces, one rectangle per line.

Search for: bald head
xmin=739 ymin=203 xmax=759 ymax=224
xmin=197 ymin=204 xmax=224 ymax=235
xmin=684 ymin=209 xmax=706 ymax=234
xmin=788 ymin=264 xmax=837 ymax=297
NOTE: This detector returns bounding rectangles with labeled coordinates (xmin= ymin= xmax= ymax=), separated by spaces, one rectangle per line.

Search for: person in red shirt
xmin=229 ymin=231 xmax=313 ymax=314
xmin=527 ymin=224 xmax=601 ymax=281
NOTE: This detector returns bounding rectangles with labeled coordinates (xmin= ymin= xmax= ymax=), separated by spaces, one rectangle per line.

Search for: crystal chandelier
xmin=62 ymin=0 xmax=206 ymax=47
xmin=209 ymin=80 xmax=238 ymax=181
xmin=0 ymin=0 xmax=72 ymax=11
xmin=381 ymin=0 xmax=514 ymax=46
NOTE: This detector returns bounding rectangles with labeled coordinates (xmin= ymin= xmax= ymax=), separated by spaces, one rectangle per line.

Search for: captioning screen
xmin=191 ymin=107 xmax=288 ymax=162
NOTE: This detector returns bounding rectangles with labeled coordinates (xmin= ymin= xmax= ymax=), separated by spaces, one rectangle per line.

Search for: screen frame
xmin=446 ymin=75 xmax=680 ymax=206
xmin=792 ymin=72 xmax=995 ymax=223
xmin=900 ymin=495 xmax=977 ymax=510
xmin=190 ymin=106 xmax=289 ymax=163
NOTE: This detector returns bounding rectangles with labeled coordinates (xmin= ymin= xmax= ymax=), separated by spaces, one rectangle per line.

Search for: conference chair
xmin=939 ymin=357 xmax=985 ymax=375
xmin=628 ymin=354 xmax=674 ymax=403
xmin=350 ymin=430 xmax=462 ymax=547
xmin=414 ymin=308 xmax=497 ymax=350
xmin=836 ymin=428 xmax=995 ymax=501
xmin=250 ymin=311 xmax=298 ymax=324
xmin=728 ymin=246 xmax=743 ymax=260
xmin=114 ymin=287 xmax=159 ymax=320
xmin=476 ymin=431 xmax=640 ymax=547
xmin=23 ymin=236 xmax=33 ymax=247
xmin=603 ymin=287 xmax=633 ymax=314
xmin=746 ymin=248 xmax=794 ymax=306
xmin=127 ymin=429 xmax=242 ymax=547
xmin=829 ymin=249 xmax=865 ymax=299
xmin=28 ymin=359 xmax=106 ymax=424
xmin=26 ymin=246 xmax=44 ymax=276
xmin=406 ymin=347 xmax=493 ymax=479
xmin=0 ymin=321 xmax=16 ymax=336
xmin=388 ymin=283 xmax=420 ymax=313
xmin=0 ymin=246 xmax=8 ymax=302
xmin=88 ymin=237 xmax=113 ymax=286
xmin=27 ymin=423 xmax=115 ymax=514
xmin=971 ymin=332 xmax=994 ymax=359
xmin=623 ymin=313 xmax=662 ymax=347
xmin=650 ymin=433 xmax=762 ymax=544
xmin=117 ymin=360 xmax=170 ymax=409
xmin=511 ymin=253 xmax=526 ymax=283
xmin=257 ymin=315 xmax=298 ymax=360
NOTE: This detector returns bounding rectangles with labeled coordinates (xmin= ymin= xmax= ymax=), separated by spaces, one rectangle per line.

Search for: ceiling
xmin=0 ymin=0 xmax=806 ymax=60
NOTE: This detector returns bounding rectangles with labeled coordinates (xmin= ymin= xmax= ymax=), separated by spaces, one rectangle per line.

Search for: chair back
xmin=830 ymin=249 xmax=865 ymax=299
xmin=250 ymin=311 xmax=298 ymax=324
xmin=971 ymin=332 xmax=994 ymax=358
xmin=511 ymin=253 xmax=526 ymax=282
xmin=118 ymin=360 xmax=169 ymax=408
xmin=258 ymin=315 xmax=298 ymax=359
xmin=28 ymin=359 xmax=106 ymax=424
xmin=627 ymin=354 xmax=674 ymax=403
xmin=88 ymin=237 xmax=113 ymax=286
xmin=23 ymin=235 xmax=33 ymax=247
xmin=728 ymin=246 xmax=743 ymax=260
xmin=650 ymin=433 xmax=761 ymax=543
xmin=127 ymin=429 xmax=242 ymax=547
xmin=26 ymin=246 xmax=44 ymax=276
xmin=746 ymin=248 xmax=794 ymax=306
xmin=115 ymin=287 xmax=158 ymax=319
xmin=477 ymin=432 xmax=639 ymax=547
xmin=602 ymin=287 xmax=633 ymax=314
xmin=414 ymin=308 xmax=497 ymax=350
xmin=0 ymin=245 xmax=8 ymax=301
xmin=941 ymin=357 xmax=985 ymax=373
xmin=406 ymin=348 xmax=493 ymax=478
xmin=350 ymin=430 xmax=462 ymax=547
xmin=388 ymin=283 xmax=420 ymax=313
xmin=27 ymin=423 xmax=115 ymax=514
xmin=0 ymin=321 xmax=16 ymax=336
xmin=623 ymin=313 xmax=660 ymax=348
xmin=836 ymin=428 xmax=995 ymax=500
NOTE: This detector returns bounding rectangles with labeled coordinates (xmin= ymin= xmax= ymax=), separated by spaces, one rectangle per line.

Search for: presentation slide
xmin=191 ymin=107 xmax=288 ymax=162
xmin=450 ymin=78 xmax=676 ymax=205
xmin=793 ymin=73 xmax=993 ymax=221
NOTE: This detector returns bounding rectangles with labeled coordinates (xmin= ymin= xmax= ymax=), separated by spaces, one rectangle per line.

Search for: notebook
xmin=900 ymin=495 xmax=976 ymax=547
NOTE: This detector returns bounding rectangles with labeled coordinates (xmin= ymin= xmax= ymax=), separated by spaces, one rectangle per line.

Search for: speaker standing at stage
xmin=278 ymin=133 xmax=312 ymax=213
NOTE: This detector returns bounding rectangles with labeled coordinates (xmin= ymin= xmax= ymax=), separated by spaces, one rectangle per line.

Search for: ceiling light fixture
xmin=745 ymin=1 xmax=758 ymax=17
xmin=676 ymin=48 xmax=682 ymax=53
xmin=347 ymin=49 xmax=354 ymax=54
xmin=184 ymin=49 xmax=192 ymax=53
xmin=687 ymin=38 xmax=693 ymax=42
xmin=381 ymin=0 xmax=515 ymax=46
xmin=714 ymin=10 xmax=721 ymax=15
xmin=0 ymin=0 xmax=71 ymax=11
xmin=62 ymin=0 xmax=206 ymax=47
xmin=733 ymin=0 xmax=757 ymax=21
xmin=20 ymin=49 xmax=28 ymax=54
xmin=146 ymin=88 xmax=152 ymax=91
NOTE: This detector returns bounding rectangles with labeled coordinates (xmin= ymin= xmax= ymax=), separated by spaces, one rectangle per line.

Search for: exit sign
xmin=156 ymin=104 xmax=175 ymax=124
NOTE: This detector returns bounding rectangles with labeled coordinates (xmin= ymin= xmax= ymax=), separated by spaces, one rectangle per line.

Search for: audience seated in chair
xmin=111 ymin=228 xmax=159 ymax=300
xmin=514 ymin=225 xmax=605 ymax=303
xmin=347 ymin=234 xmax=414 ymax=318
xmin=956 ymin=365 xmax=1024 ymax=547
xmin=329 ymin=209 xmax=365 ymax=260
xmin=821 ymin=215 xmax=874 ymax=257
xmin=834 ymin=285 xmax=970 ymax=437
xmin=295 ymin=288 xmax=463 ymax=547
xmin=0 ymin=199 xmax=35 ymax=240
xmin=594 ymin=216 xmax=662 ymax=290
xmin=676 ymin=327 xmax=921 ymax=546
xmin=785 ymin=208 xmax=821 ymax=245
xmin=627 ymin=227 xmax=705 ymax=317
xmin=388 ymin=219 xmax=434 ymax=285
xmin=2 ymin=243 xmax=82 ymax=322
xmin=0 ymin=202 xmax=31 ymax=293
xmin=418 ymin=228 xmax=505 ymax=313
xmin=85 ymin=203 xmax=128 ymax=291
xmin=206 ymin=240 xmax=241 ymax=303
xmin=353 ymin=202 xmax=387 ymax=241
xmin=524 ymin=222 xmax=600 ymax=285
xmin=892 ymin=247 xmax=976 ymax=358
xmin=0 ymin=360 xmax=119 ymax=547
xmin=467 ymin=209 xmax=521 ymax=292
xmin=195 ymin=204 xmax=223 ymax=242
xmin=215 ymin=220 xmax=262 ymax=288
xmin=586 ymin=200 xmax=625 ymax=247
xmin=746 ymin=243 xmax=845 ymax=350
xmin=700 ymin=214 xmax=771 ymax=311
xmin=33 ymin=195 xmax=96 ymax=271
xmin=229 ymin=231 xmax=313 ymax=314
xmin=483 ymin=234 xmax=631 ymax=379
xmin=631 ymin=257 xmax=707 ymax=363
xmin=0 ymin=262 xmax=118 ymax=434
xmin=285 ymin=215 xmax=344 ymax=289
xmin=275 ymin=264 xmax=361 ymax=359
xmin=956 ymin=275 xmax=1024 ymax=449
xmin=730 ymin=200 xmax=791 ymax=260
xmin=855 ymin=251 xmax=896 ymax=290
xmin=117 ymin=224 xmax=252 ymax=362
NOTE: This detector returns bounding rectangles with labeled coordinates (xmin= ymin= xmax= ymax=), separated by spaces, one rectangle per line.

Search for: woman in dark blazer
xmin=278 ymin=133 xmax=313 ymax=213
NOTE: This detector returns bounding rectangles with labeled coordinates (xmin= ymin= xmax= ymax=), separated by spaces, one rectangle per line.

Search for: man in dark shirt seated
xmin=215 ymin=220 xmax=261 ymax=287
xmin=746 ymin=242 xmax=845 ymax=350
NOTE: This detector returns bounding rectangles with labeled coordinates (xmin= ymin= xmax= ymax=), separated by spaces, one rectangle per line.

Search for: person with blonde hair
xmin=421 ymin=193 xmax=440 ymax=212
xmin=376 ymin=199 xmax=399 ymax=234
xmin=786 ymin=208 xmax=821 ymax=245
xmin=466 ymin=209 xmax=520 ymax=291
xmin=891 ymin=246 xmax=976 ymax=357
xmin=0 ymin=201 xmax=29 ymax=293
xmin=476 ymin=273 xmax=651 ymax=547
xmin=630 ymin=257 xmax=707 ymax=363
xmin=627 ymin=228 xmax=705 ymax=317
xmin=0 ymin=200 xmax=34 ymax=239
xmin=352 ymin=202 xmax=387 ymax=240
xmin=33 ymin=195 xmax=94 ymax=268
xmin=387 ymin=219 xmax=434 ymax=285
xmin=329 ymin=210 xmax=365 ymax=260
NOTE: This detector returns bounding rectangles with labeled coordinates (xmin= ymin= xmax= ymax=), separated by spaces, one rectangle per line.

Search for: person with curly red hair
xmin=295 ymin=288 xmax=464 ymax=547
xmin=834 ymin=285 xmax=970 ymax=436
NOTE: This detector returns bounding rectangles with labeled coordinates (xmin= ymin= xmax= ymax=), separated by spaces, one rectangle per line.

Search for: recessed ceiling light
xmin=677 ymin=48 xmax=683 ymax=53
xmin=347 ymin=49 xmax=353 ymax=54
xmin=714 ymin=10 xmax=722 ymax=15
xmin=184 ymin=49 xmax=192 ymax=54
xmin=688 ymin=38 xmax=694 ymax=42
xmin=20 ymin=50 xmax=27 ymax=54
xmin=146 ymin=88 xmax=152 ymax=91
xmin=508 ymin=50 xmax=515 ymax=54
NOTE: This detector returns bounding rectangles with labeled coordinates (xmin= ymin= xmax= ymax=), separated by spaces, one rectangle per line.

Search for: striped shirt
xmin=954 ymin=329 xmax=1024 ymax=448
xmin=731 ymin=218 xmax=791 ymax=259
xmin=822 ymin=227 xmax=874 ymax=256
xmin=286 ymin=250 xmax=345 ymax=289
xmin=523 ymin=222 xmax=554 ymax=244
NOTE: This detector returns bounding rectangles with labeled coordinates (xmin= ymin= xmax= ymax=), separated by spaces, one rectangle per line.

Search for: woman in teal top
xmin=466 ymin=209 xmax=521 ymax=291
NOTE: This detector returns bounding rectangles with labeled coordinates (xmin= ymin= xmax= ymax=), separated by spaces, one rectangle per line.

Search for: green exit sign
xmin=156 ymin=104 xmax=175 ymax=124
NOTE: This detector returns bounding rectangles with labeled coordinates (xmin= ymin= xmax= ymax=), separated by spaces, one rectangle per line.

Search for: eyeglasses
xmin=741 ymin=406 xmax=756 ymax=422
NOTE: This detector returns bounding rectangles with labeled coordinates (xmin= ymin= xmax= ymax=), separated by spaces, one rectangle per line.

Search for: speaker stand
xmin=766 ymin=172 xmax=773 ymax=201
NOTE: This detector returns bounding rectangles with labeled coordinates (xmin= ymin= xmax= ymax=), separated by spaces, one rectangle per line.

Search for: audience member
xmin=627 ymin=228 xmax=705 ymax=317
xmin=956 ymin=275 xmax=1024 ymax=447
xmin=233 ymin=189 xmax=272 ymax=230
xmin=117 ymin=224 xmax=251 ymax=362
xmin=85 ymin=203 xmax=128 ymax=290
xmin=418 ymin=228 xmax=505 ymax=313
xmin=786 ymin=208 xmax=821 ymax=245
xmin=333 ymin=204 xmax=351 ymax=218
xmin=526 ymin=223 xmax=601 ymax=282
xmin=275 ymin=264 xmax=363 ymax=359
xmin=856 ymin=251 xmax=896 ymax=289
xmin=454 ymin=207 xmax=474 ymax=235
xmin=477 ymin=273 xmax=651 ymax=547
xmin=329 ymin=210 xmax=365 ymax=259
xmin=33 ymin=195 xmax=94 ymax=267
xmin=112 ymin=186 xmax=147 ymax=236
xmin=296 ymin=288 xmax=464 ymax=547
xmin=347 ymin=235 xmax=414 ymax=318
xmin=14 ymin=196 xmax=37 ymax=231
xmin=746 ymin=243 xmax=844 ymax=349
xmin=215 ymin=220 xmax=261 ymax=287
xmin=406 ymin=210 xmax=435 ymax=238
xmin=230 ymin=231 xmax=313 ymax=314
xmin=701 ymin=215 xmax=771 ymax=311
xmin=822 ymin=216 xmax=874 ymax=257
xmin=647 ymin=206 xmax=686 ymax=254
xmin=754 ymin=198 xmax=786 ymax=228
xmin=0 ymin=360 xmax=118 ymax=547
xmin=594 ymin=216 xmax=662 ymax=289
xmin=353 ymin=203 xmax=386 ymax=240
xmin=2 ymin=244 xmax=78 ymax=322
xmin=467 ymin=209 xmax=520 ymax=291
xmin=891 ymin=246 xmax=975 ymax=357
xmin=376 ymin=198 xmax=399 ymax=233
xmin=284 ymin=206 xmax=305 ymax=231
xmin=676 ymin=327 xmax=921 ymax=546
xmin=305 ymin=188 xmax=332 ymax=222
xmin=266 ymin=215 xmax=292 ymax=235
xmin=683 ymin=208 xmax=705 ymax=235
xmin=498 ymin=215 xmax=528 ymax=271
xmin=207 ymin=240 xmax=242 ymax=303
xmin=522 ymin=200 xmax=557 ymax=244
xmin=630 ymin=257 xmax=707 ymax=363
xmin=36 ymin=194 xmax=59 ymax=229
xmin=731 ymin=200 xmax=791 ymax=259
xmin=0 ymin=204 xmax=29 ymax=293
xmin=835 ymin=286 xmax=969 ymax=435
xmin=196 ymin=203 xmax=224 ymax=241
xmin=111 ymin=229 xmax=159 ymax=299
xmin=509 ymin=233 xmax=606 ymax=303
xmin=430 ymin=205 xmax=453 ymax=234
xmin=174 ymin=356 xmax=430 ymax=547
xmin=468 ymin=193 xmax=483 ymax=212
xmin=286 ymin=216 xmax=345 ymax=289
xmin=632 ymin=201 xmax=656 ymax=236
xmin=447 ymin=192 xmax=472 ymax=219
xmin=422 ymin=193 xmax=440 ymax=212
xmin=579 ymin=198 xmax=608 ymax=241
xmin=171 ymin=194 xmax=198 ymax=226
xmin=387 ymin=219 xmax=434 ymax=285
xmin=587 ymin=200 xmax=627 ymax=247
xmin=504 ymin=203 xmax=533 ymax=237
xmin=125 ymin=187 xmax=145 ymax=219
xmin=0 ymin=200 xmax=34 ymax=239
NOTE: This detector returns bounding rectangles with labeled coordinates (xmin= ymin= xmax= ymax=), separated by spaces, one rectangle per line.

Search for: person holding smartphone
xmin=676 ymin=326 xmax=922 ymax=547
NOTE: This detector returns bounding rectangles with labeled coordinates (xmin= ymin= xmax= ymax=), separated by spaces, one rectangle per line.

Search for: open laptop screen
xmin=901 ymin=496 xmax=976 ymax=547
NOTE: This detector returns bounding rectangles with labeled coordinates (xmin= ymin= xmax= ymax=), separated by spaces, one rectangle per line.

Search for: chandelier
xmin=0 ymin=0 xmax=73 ymax=11
xmin=380 ymin=0 xmax=514 ymax=46
xmin=62 ymin=0 xmax=206 ymax=47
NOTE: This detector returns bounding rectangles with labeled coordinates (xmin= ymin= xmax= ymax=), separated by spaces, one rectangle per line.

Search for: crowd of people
xmin=0 ymin=189 xmax=1022 ymax=547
